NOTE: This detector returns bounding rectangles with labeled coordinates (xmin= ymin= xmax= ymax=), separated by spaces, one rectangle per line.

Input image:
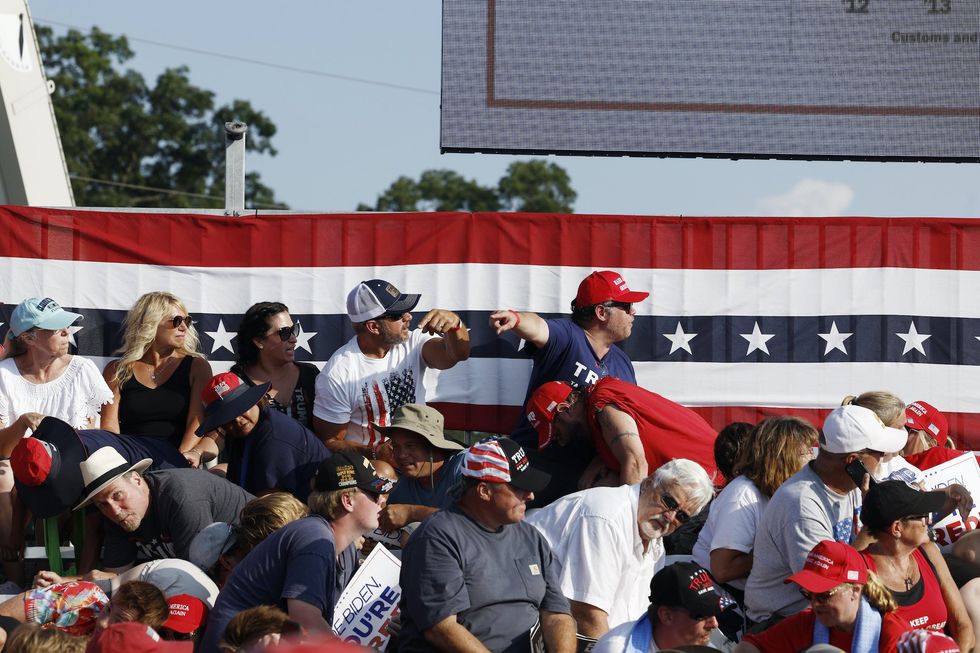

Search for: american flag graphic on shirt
xmin=359 ymin=368 xmax=418 ymax=445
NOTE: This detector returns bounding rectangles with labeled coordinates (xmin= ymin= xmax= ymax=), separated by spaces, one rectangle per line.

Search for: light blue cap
xmin=10 ymin=297 xmax=82 ymax=337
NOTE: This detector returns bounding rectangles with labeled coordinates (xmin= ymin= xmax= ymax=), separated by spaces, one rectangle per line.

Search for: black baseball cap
xmin=861 ymin=480 xmax=947 ymax=531
xmin=313 ymin=452 xmax=395 ymax=494
xmin=649 ymin=562 xmax=735 ymax=619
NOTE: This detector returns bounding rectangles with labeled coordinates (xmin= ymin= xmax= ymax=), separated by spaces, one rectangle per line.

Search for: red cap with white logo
xmin=786 ymin=540 xmax=868 ymax=593
xmin=574 ymin=270 xmax=649 ymax=307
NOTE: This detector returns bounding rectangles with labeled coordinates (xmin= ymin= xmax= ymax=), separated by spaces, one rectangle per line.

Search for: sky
xmin=27 ymin=1 xmax=980 ymax=218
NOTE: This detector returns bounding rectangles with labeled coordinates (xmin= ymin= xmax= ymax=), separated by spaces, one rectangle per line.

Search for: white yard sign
xmin=921 ymin=453 xmax=980 ymax=552
xmin=332 ymin=545 xmax=402 ymax=649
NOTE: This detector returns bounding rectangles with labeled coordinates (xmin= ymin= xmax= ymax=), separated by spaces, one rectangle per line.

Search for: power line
xmin=70 ymin=175 xmax=285 ymax=209
xmin=35 ymin=18 xmax=439 ymax=96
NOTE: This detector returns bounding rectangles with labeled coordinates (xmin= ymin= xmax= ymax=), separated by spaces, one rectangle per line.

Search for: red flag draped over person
xmin=528 ymin=377 xmax=718 ymax=489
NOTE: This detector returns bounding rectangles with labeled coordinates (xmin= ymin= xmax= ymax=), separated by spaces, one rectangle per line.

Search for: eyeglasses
xmin=670 ymin=606 xmax=713 ymax=621
xmin=660 ymin=491 xmax=691 ymax=524
xmin=602 ymin=301 xmax=632 ymax=313
xmin=376 ymin=312 xmax=406 ymax=322
xmin=901 ymin=513 xmax=930 ymax=523
xmin=799 ymin=585 xmax=847 ymax=604
xmin=270 ymin=322 xmax=300 ymax=341
xmin=170 ymin=315 xmax=194 ymax=328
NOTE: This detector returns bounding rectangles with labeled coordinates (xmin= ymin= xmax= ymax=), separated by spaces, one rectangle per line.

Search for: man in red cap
xmin=526 ymin=378 xmax=718 ymax=487
xmin=490 ymin=270 xmax=649 ymax=501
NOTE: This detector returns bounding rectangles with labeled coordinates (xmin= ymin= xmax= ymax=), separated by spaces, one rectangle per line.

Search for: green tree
xmin=497 ymin=160 xmax=575 ymax=213
xmin=38 ymin=26 xmax=287 ymax=209
xmin=358 ymin=160 xmax=575 ymax=213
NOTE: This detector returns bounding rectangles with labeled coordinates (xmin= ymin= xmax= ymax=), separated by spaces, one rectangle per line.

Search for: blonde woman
xmin=100 ymin=292 xmax=212 ymax=456
xmin=736 ymin=540 xmax=910 ymax=652
xmin=843 ymin=391 xmax=923 ymax=485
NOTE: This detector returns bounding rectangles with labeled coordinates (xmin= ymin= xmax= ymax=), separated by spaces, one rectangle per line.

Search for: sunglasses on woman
xmin=170 ymin=315 xmax=194 ymax=328
xmin=271 ymin=322 xmax=300 ymax=341
xmin=799 ymin=585 xmax=846 ymax=604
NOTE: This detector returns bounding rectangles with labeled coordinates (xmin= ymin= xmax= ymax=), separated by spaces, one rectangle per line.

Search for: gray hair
xmin=647 ymin=459 xmax=715 ymax=515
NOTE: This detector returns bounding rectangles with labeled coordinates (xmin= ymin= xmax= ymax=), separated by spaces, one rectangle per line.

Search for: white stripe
xmin=430 ymin=359 xmax=980 ymax=414
xmin=5 ymin=258 xmax=980 ymax=317
xmin=83 ymin=354 xmax=980 ymax=415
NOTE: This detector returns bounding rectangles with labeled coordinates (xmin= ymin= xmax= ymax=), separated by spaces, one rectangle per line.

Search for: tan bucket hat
xmin=379 ymin=404 xmax=463 ymax=451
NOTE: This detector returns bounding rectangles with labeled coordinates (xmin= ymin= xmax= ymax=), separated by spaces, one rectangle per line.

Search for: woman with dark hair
xmin=713 ymin=421 xmax=753 ymax=485
xmin=230 ymin=302 xmax=319 ymax=429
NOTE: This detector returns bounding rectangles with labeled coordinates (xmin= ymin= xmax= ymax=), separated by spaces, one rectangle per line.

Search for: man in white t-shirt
xmin=312 ymin=279 xmax=470 ymax=456
xmin=526 ymin=459 xmax=714 ymax=641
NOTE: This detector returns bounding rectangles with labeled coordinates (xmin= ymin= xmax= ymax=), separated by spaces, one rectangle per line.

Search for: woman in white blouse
xmin=0 ymin=297 xmax=113 ymax=582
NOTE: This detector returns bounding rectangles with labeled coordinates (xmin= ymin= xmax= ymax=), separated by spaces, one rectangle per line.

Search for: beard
xmin=637 ymin=514 xmax=671 ymax=543
xmin=381 ymin=328 xmax=409 ymax=346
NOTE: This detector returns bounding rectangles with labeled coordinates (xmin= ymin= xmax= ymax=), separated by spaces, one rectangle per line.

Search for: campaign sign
xmin=333 ymin=545 xmax=402 ymax=649
xmin=365 ymin=526 xmax=403 ymax=548
xmin=921 ymin=453 xmax=980 ymax=552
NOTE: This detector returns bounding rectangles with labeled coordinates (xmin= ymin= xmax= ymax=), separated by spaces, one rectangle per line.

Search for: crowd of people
xmin=0 ymin=271 xmax=975 ymax=653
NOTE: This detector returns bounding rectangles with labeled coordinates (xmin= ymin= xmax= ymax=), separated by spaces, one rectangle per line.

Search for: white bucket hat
xmin=74 ymin=447 xmax=152 ymax=510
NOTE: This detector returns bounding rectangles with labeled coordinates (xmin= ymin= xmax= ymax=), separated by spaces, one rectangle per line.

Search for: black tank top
xmin=118 ymin=355 xmax=193 ymax=448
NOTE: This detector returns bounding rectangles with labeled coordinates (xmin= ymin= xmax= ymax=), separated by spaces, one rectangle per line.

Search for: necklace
xmin=150 ymin=356 xmax=176 ymax=381
xmin=887 ymin=555 xmax=915 ymax=590
xmin=872 ymin=549 xmax=915 ymax=591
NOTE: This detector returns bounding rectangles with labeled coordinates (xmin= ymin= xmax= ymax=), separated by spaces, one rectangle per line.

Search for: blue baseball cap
xmin=10 ymin=297 xmax=82 ymax=337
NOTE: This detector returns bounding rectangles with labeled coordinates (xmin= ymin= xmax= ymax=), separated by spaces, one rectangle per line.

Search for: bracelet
xmin=448 ymin=319 xmax=462 ymax=333
xmin=508 ymin=310 xmax=521 ymax=328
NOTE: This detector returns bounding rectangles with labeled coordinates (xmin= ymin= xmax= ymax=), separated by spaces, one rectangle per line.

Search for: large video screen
xmin=442 ymin=0 xmax=980 ymax=162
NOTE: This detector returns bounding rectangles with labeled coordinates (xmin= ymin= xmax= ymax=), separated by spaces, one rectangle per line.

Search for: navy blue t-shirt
xmin=225 ymin=407 xmax=330 ymax=501
xmin=199 ymin=514 xmax=357 ymax=653
xmin=511 ymin=318 xmax=637 ymax=447
xmin=79 ymin=429 xmax=189 ymax=470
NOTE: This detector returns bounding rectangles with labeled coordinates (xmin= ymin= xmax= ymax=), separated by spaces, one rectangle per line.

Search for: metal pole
xmin=224 ymin=121 xmax=247 ymax=215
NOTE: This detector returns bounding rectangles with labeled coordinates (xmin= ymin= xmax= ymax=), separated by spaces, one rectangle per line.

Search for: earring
xmin=258 ymin=345 xmax=263 ymax=350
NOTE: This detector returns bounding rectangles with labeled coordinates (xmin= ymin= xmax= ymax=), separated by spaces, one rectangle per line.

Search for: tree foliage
xmin=358 ymin=160 xmax=576 ymax=213
xmin=37 ymin=26 xmax=286 ymax=209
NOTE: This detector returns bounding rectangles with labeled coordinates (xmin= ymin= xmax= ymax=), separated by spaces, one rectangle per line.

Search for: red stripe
xmin=363 ymin=383 xmax=377 ymax=446
xmin=4 ymin=207 xmax=980 ymax=270
xmin=432 ymin=403 xmax=980 ymax=451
